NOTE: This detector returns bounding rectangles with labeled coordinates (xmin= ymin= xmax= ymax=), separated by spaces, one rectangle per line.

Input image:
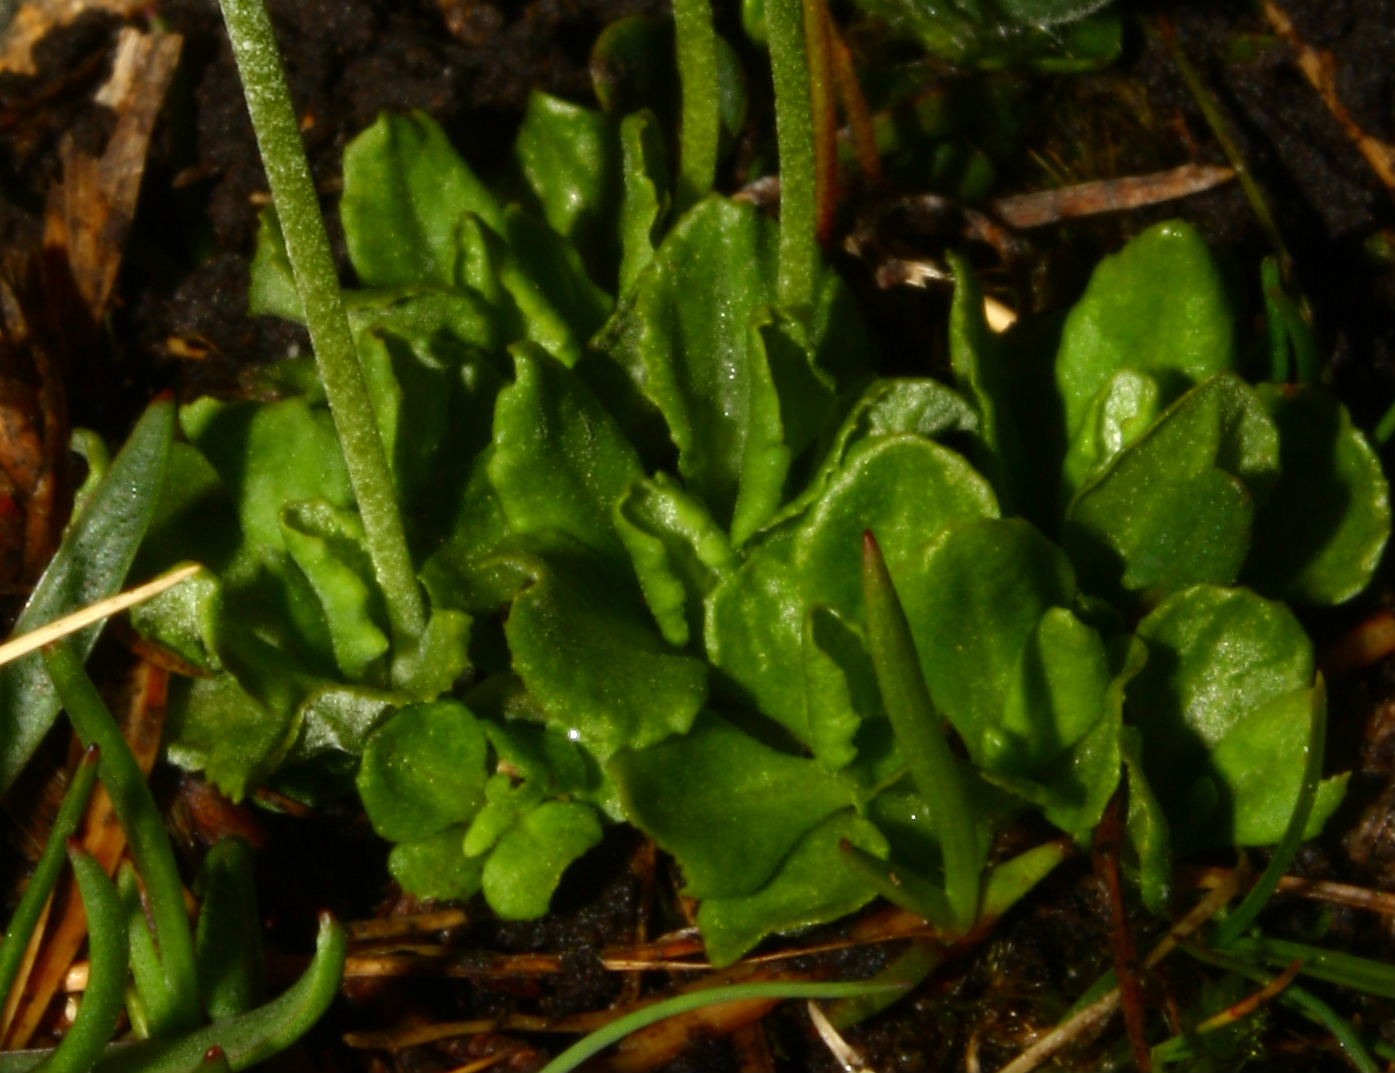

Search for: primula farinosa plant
xmin=122 ymin=1 xmax=1391 ymax=962
xmin=9 ymin=0 xmax=1387 ymax=1002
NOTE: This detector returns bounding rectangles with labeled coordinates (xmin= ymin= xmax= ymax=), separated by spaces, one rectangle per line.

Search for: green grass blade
xmin=672 ymin=0 xmax=720 ymax=210
xmin=31 ymin=848 xmax=128 ymax=1073
xmin=537 ymin=979 xmax=906 ymax=1073
xmin=0 ymin=746 xmax=99 ymax=1013
xmin=42 ymin=644 xmax=201 ymax=1032
xmin=862 ymin=529 xmax=981 ymax=933
xmin=0 ymin=399 xmax=172 ymax=792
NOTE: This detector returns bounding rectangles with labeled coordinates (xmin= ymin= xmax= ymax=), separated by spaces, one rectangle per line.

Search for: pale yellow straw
xmin=0 ymin=563 xmax=202 ymax=668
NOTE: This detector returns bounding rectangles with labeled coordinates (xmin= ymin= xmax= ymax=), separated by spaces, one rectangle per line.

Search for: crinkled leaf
xmin=608 ymin=712 xmax=855 ymax=898
xmin=496 ymin=207 xmax=612 ymax=367
xmin=617 ymin=110 xmax=669 ymax=293
xmin=1055 ymin=220 xmax=1235 ymax=443
xmin=280 ymin=500 xmax=388 ymax=680
xmin=1063 ymin=374 xmax=1279 ymax=603
xmin=706 ymin=436 xmax=995 ymax=755
xmin=340 ymin=111 xmax=502 ymax=288
xmin=0 ymin=400 xmax=172 ymax=791
xmin=698 ymin=810 xmax=888 ymax=967
xmin=489 ymin=346 xmax=643 ymax=562
xmin=390 ymin=608 xmax=472 ymax=699
xmin=1129 ymin=585 xmax=1343 ymax=848
xmin=591 ymin=196 xmax=782 ymax=533
xmin=614 ymin=473 xmax=735 ymax=647
xmin=481 ymin=800 xmax=603 ymax=919
xmin=1245 ymin=385 xmax=1390 ymax=605
xmin=496 ymin=544 xmax=707 ymax=758
xmin=357 ymin=700 xmax=489 ymax=842
xmin=1121 ymin=726 xmax=1171 ymax=915
xmin=389 ymin=825 xmax=483 ymax=901
xmin=291 ymin=681 xmax=396 ymax=758
xmin=801 ymin=607 xmax=878 ymax=770
xmin=164 ymin=671 xmax=297 ymax=804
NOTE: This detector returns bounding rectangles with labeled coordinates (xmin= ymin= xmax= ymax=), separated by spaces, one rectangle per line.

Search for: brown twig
xmin=1094 ymin=794 xmax=1151 ymax=1072
xmin=990 ymin=164 xmax=1235 ymax=229
xmin=1261 ymin=0 xmax=1395 ymax=194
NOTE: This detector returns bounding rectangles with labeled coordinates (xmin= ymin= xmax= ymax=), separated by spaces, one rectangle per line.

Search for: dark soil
xmin=3 ymin=1 xmax=1395 ymax=1071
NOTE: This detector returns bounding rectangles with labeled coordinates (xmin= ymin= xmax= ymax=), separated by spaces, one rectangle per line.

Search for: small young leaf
xmin=194 ymin=838 xmax=263 ymax=1021
xmin=481 ymin=800 xmax=604 ymax=919
xmin=357 ymin=701 xmax=489 ymax=843
xmin=388 ymin=825 xmax=483 ymax=902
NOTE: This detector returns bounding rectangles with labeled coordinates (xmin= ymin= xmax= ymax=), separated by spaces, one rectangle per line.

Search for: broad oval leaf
xmin=1055 ymin=220 xmax=1235 ymax=445
xmin=357 ymin=700 xmax=489 ymax=842
xmin=1063 ymin=374 xmax=1279 ymax=603
xmin=1245 ymin=385 xmax=1391 ymax=605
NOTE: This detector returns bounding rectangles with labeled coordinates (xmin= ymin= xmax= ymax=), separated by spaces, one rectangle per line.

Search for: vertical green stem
xmin=217 ymin=0 xmax=425 ymax=644
xmin=43 ymin=643 xmax=201 ymax=1032
xmin=672 ymin=0 xmax=720 ymax=211
xmin=765 ymin=0 xmax=818 ymax=310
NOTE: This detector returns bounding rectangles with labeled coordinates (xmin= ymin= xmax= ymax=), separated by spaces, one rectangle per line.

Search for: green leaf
xmin=181 ymin=396 xmax=354 ymax=568
xmin=591 ymin=196 xmax=783 ymax=534
xmin=0 ymin=399 xmax=173 ymax=791
xmin=894 ymin=518 xmax=1074 ymax=768
xmin=1063 ymin=374 xmax=1279 ymax=603
xmin=1060 ymin=368 xmax=1163 ymax=503
xmin=340 ymin=111 xmax=502 ymax=288
xmin=34 ymin=849 xmax=127 ymax=1073
xmin=280 ymin=500 xmax=388 ymax=680
xmin=90 ymin=914 xmax=345 ymax=1073
xmin=357 ymin=701 xmax=489 ymax=842
xmin=795 ymin=435 xmax=999 ymax=625
xmin=1245 ymin=385 xmax=1391 ymax=605
xmin=495 ymin=207 xmax=612 ymax=366
xmin=1129 ymin=585 xmax=1344 ymax=848
xmin=698 ymin=810 xmax=888 ymax=967
xmin=481 ymin=800 xmax=604 ymax=919
xmin=1120 ymin=725 xmax=1171 ymax=915
xmin=948 ymin=250 xmax=1027 ymax=513
xmin=609 ymin=712 xmax=855 ymax=898
xmin=247 ymin=206 xmax=299 ymax=320
xmin=388 ymin=825 xmax=483 ymax=901
xmin=164 ymin=672 xmax=298 ymax=800
xmin=616 ymin=110 xmax=669 ymax=293
xmin=614 ymin=472 xmax=736 ymax=647
xmin=488 ymin=346 xmax=643 ymax=562
xmin=494 ymin=543 xmax=707 ymax=758
xmin=514 ymin=91 xmax=619 ymax=270
xmin=1054 ymin=220 xmax=1235 ymax=445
